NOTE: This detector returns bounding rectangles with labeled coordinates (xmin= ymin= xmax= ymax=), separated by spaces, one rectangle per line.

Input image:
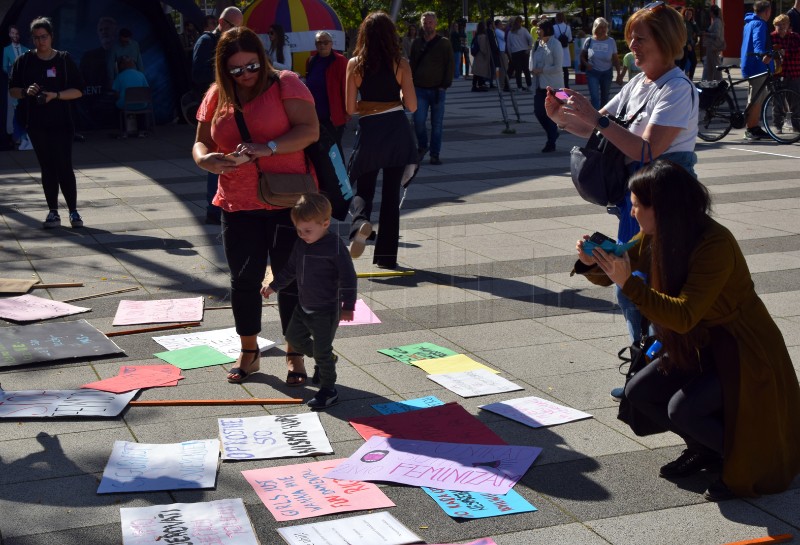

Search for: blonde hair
xmin=774 ymin=14 xmax=790 ymax=26
xmin=291 ymin=193 xmax=332 ymax=224
xmin=624 ymin=4 xmax=686 ymax=62
xmin=592 ymin=17 xmax=609 ymax=35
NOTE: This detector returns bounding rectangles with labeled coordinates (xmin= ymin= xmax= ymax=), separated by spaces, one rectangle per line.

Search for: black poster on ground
xmin=0 ymin=319 xmax=124 ymax=367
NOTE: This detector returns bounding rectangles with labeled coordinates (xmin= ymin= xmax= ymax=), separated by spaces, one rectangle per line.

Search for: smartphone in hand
xmin=548 ymin=88 xmax=570 ymax=104
xmin=224 ymin=152 xmax=251 ymax=166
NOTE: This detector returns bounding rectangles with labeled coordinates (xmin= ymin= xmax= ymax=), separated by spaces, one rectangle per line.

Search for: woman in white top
xmin=268 ymin=24 xmax=292 ymax=71
xmin=507 ymin=16 xmax=533 ymax=90
xmin=581 ymin=17 xmax=620 ymax=109
xmin=530 ymin=20 xmax=563 ymax=152
xmin=546 ymin=1 xmax=698 ymax=370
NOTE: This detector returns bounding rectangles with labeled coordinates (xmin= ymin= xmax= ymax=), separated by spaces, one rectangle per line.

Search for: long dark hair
xmin=629 ymin=160 xmax=711 ymax=370
xmin=353 ymin=11 xmax=401 ymax=77
xmin=476 ymin=21 xmax=486 ymax=35
xmin=214 ymin=27 xmax=274 ymax=117
xmin=269 ymin=23 xmax=287 ymax=64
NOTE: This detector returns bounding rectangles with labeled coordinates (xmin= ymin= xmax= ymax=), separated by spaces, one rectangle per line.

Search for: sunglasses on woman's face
xmin=229 ymin=62 xmax=261 ymax=77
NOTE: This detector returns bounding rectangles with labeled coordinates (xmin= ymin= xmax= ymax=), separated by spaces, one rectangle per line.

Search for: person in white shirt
xmin=507 ymin=16 xmax=533 ymax=90
xmin=268 ymin=24 xmax=292 ymax=71
xmin=530 ymin=19 xmax=563 ymax=152
xmin=553 ymin=12 xmax=573 ymax=87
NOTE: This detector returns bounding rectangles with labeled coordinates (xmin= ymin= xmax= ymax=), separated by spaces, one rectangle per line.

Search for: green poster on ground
xmin=154 ymin=345 xmax=235 ymax=370
xmin=378 ymin=342 xmax=459 ymax=365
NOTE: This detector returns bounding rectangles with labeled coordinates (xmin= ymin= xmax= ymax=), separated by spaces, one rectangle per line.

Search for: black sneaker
xmin=430 ymin=155 xmax=442 ymax=165
xmin=659 ymin=449 xmax=721 ymax=478
xmin=43 ymin=211 xmax=61 ymax=229
xmin=744 ymin=126 xmax=769 ymax=140
xmin=69 ymin=210 xmax=84 ymax=228
xmin=610 ymin=386 xmax=625 ymax=402
xmin=307 ymin=387 xmax=339 ymax=410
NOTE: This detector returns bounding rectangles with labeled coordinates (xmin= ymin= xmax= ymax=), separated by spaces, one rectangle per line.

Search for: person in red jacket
xmin=305 ymin=30 xmax=349 ymax=153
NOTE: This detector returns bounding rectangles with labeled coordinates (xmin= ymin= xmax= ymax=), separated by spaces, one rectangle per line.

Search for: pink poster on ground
xmin=324 ymin=436 xmax=542 ymax=495
xmin=242 ymin=459 xmax=394 ymax=521
xmin=119 ymin=364 xmax=182 ymax=386
xmin=339 ymin=299 xmax=381 ymax=326
xmin=112 ymin=297 xmax=204 ymax=326
xmin=81 ymin=369 xmax=183 ymax=393
xmin=349 ymin=402 xmax=506 ymax=445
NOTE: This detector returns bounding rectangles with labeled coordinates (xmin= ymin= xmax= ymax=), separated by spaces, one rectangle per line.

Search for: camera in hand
xmin=36 ymin=90 xmax=47 ymax=105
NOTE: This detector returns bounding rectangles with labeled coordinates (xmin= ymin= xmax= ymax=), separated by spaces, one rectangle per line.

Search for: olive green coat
xmin=580 ymin=218 xmax=800 ymax=497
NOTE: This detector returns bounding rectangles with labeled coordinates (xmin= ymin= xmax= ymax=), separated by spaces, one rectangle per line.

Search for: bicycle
xmin=696 ymin=53 xmax=800 ymax=144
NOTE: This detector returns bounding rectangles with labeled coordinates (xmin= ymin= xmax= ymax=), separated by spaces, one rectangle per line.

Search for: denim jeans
xmin=454 ymin=52 xmax=462 ymax=78
xmin=534 ymin=89 xmax=559 ymax=145
xmin=586 ymin=68 xmax=613 ymax=110
xmin=413 ymin=87 xmax=446 ymax=157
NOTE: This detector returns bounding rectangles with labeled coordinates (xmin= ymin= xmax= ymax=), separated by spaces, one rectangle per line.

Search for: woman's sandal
xmin=285 ymin=352 xmax=308 ymax=387
xmin=227 ymin=348 xmax=261 ymax=384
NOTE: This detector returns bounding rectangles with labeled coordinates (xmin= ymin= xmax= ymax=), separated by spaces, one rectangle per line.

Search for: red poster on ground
xmin=349 ymin=402 xmax=506 ymax=445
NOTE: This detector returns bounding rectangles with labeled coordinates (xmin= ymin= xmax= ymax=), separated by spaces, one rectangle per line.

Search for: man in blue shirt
xmin=112 ymin=57 xmax=149 ymax=138
xmin=741 ymin=0 xmax=775 ymax=140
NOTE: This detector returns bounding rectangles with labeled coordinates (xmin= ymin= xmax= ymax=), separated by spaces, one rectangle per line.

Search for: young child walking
xmin=261 ymin=193 xmax=357 ymax=409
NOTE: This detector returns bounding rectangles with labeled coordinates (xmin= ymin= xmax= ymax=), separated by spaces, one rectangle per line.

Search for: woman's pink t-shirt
xmin=197 ymin=71 xmax=316 ymax=212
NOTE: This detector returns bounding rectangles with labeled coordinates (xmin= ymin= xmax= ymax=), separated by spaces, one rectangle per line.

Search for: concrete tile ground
xmin=1 ymin=75 xmax=800 ymax=545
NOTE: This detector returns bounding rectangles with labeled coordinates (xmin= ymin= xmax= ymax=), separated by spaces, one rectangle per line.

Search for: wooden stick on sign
xmin=31 ymin=282 xmax=84 ymax=289
xmin=721 ymin=535 xmax=794 ymax=545
xmin=130 ymin=398 xmax=303 ymax=406
xmin=62 ymin=286 xmax=139 ymax=303
xmin=105 ymin=322 xmax=201 ymax=337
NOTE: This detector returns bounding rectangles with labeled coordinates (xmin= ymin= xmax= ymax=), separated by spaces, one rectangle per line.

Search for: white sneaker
xmin=18 ymin=135 xmax=33 ymax=150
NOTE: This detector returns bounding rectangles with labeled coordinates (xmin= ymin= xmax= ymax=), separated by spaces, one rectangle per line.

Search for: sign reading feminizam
xmin=324 ymin=436 xmax=542 ymax=495
xmin=218 ymin=413 xmax=333 ymax=460
xmin=98 ymin=439 xmax=220 ymax=493
xmin=0 ymin=387 xmax=137 ymax=418
xmin=120 ymin=498 xmax=259 ymax=545
xmin=480 ymin=396 xmax=593 ymax=428
xmin=242 ymin=459 xmax=394 ymax=521
xmin=276 ymin=511 xmax=421 ymax=545
xmin=423 ymin=487 xmax=536 ymax=519
xmin=0 ymin=319 xmax=124 ymax=368
xmin=371 ymin=395 xmax=445 ymax=415
xmin=153 ymin=327 xmax=276 ymax=359
xmin=0 ymin=294 xmax=90 ymax=322
xmin=378 ymin=342 xmax=458 ymax=364
xmin=428 ymin=369 xmax=524 ymax=398
xmin=350 ymin=402 xmax=506 ymax=445
xmin=113 ymin=296 xmax=204 ymax=326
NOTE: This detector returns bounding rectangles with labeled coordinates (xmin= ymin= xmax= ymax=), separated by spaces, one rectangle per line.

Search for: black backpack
xmin=556 ymin=24 xmax=570 ymax=48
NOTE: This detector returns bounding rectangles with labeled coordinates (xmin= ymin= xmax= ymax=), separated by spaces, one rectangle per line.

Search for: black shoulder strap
xmin=415 ymin=35 xmax=441 ymax=68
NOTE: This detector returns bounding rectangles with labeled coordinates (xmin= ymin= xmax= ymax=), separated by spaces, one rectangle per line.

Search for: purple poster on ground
xmin=323 ymin=436 xmax=542 ymax=495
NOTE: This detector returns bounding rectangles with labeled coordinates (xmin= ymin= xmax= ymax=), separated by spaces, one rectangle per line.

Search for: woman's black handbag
xmin=569 ymin=101 xmax=649 ymax=206
xmin=617 ymin=335 xmax=670 ymax=436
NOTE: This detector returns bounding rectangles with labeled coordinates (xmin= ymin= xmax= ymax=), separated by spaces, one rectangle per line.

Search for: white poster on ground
xmin=427 ymin=369 xmax=524 ymax=398
xmin=153 ymin=327 xmax=276 ymax=358
xmin=113 ymin=297 xmax=205 ymax=325
xmin=120 ymin=498 xmax=259 ymax=545
xmin=276 ymin=511 xmax=421 ymax=545
xmin=480 ymin=396 xmax=593 ymax=428
xmin=98 ymin=439 xmax=220 ymax=493
xmin=218 ymin=413 xmax=333 ymax=460
xmin=0 ymin=387 xmax=137 ymax=418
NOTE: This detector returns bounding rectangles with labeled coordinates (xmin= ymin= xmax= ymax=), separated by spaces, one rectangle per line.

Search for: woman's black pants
xmin=350 ymin=166 xmax=404 ymax=268
xmin=27 ymin=128 xmax=78 ymax=211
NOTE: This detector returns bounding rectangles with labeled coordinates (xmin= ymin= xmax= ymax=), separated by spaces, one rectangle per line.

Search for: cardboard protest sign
xmin=98 ymin=439 xmax=220 ymax=493
xmin=0 ymin=319 xmax=124 ymax=368
xmin=81 ymin=368 xmax=184 ymax=393
xmin=378 ymin=342 xmax=458 ymax=364
xmin=0 ymin=387 xmax=137 ymax=418
xmin=242 ymin=458 xmax=394 ymax=521
xmin=276 ymin=511 xmax=421 ymax=545
xmin=371 ymin=395 xmax=445 ymax=415
xmin=120 ymin=498 xmax=259 ymax=545
xmin=411 ymin=354 xmax=498 ymax=375
xmin=0 ymin=294 xmax=90 ymax=322
xmin=219 ymin=413 xmax=333 ymax=460
xmin=0 ymin=278 xmax=38 ymax=294
xmin=423 ymin=487 xmax=536 ymax=519
xmin=428 ymin=369 xmax=524 ymax=398
xmin=153 ymin=327 xmax=276 ymax=359
xmin=338 ymin=299 xmax=381 ymax=326
xmin=113 ymin=296 xmax=204 ymax=325
xmin=324 ymin=436 xmax=542 ymax=495
xmin=154 ymin=345 xmax=235 ymax=370
xmin=480 ymin=396 xmax=593 ymax=428
xmin=350 ymin=402 xmax=506 ymax=445
xmin=119 ymin=364 xmax=182 ymax=386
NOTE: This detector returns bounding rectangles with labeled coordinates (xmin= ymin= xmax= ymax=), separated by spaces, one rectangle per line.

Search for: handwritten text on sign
xmin=423 ymin=487 xmax=536 ymax=519
xmin=276 ymin=511 xmax=421 ymax=545
xmin=120 ymin=498 xmax=259 ymax=545
xmin=480 ymin=396 xmax=593 ymax=428
xmin=218 ymin=413 xmax=333 ymax=460
xmin=324 ymin=436 xmax=542 ymax=495
xmin=0 ymin=388 xmax=136 ymax=418
xmin=242 ymin=459 xmax=394 ymax=521
xmin=98 ymin=439 xmax=219 ymax=493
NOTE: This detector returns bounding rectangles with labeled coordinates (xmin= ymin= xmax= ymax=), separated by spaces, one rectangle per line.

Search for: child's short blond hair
xmin=774 ymin=13 xmax=789 ymax=27
xmin=291 ymin=193 xmax=332 ymax=224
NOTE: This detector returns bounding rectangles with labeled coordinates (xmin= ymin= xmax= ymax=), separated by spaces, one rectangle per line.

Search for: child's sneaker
xmin=69 ymin=210 xmax=84 ymax=228
xmin=307 ymin=387 xmax=338 ymax=410
xmin=43 ymin=210 xmax=61 ymax=229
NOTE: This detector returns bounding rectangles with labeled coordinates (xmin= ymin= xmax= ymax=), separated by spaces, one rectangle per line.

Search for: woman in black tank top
xmin=345 ymin=12 xmax=418 ymax=269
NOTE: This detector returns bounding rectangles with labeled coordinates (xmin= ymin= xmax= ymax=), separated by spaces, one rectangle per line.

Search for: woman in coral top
xmin=192 ymin=27 xmax=319 ymax=385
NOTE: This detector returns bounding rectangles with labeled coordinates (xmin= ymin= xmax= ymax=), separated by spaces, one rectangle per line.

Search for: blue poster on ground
xmin=423 ymin=487 xmax=537 ymax=519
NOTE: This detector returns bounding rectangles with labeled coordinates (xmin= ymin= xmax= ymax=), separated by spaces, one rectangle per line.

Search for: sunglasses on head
xmin=643 ymin=1 xmax=666 ymax=11
xmin=229 ymin=62 xmax=261 ymax=77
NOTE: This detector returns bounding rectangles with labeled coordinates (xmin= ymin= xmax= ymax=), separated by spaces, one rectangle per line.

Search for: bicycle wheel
xmin=697 ymin=93 xmax=734 ymax=142
xmin=762 ymin=88 xmax=800 ymax=144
